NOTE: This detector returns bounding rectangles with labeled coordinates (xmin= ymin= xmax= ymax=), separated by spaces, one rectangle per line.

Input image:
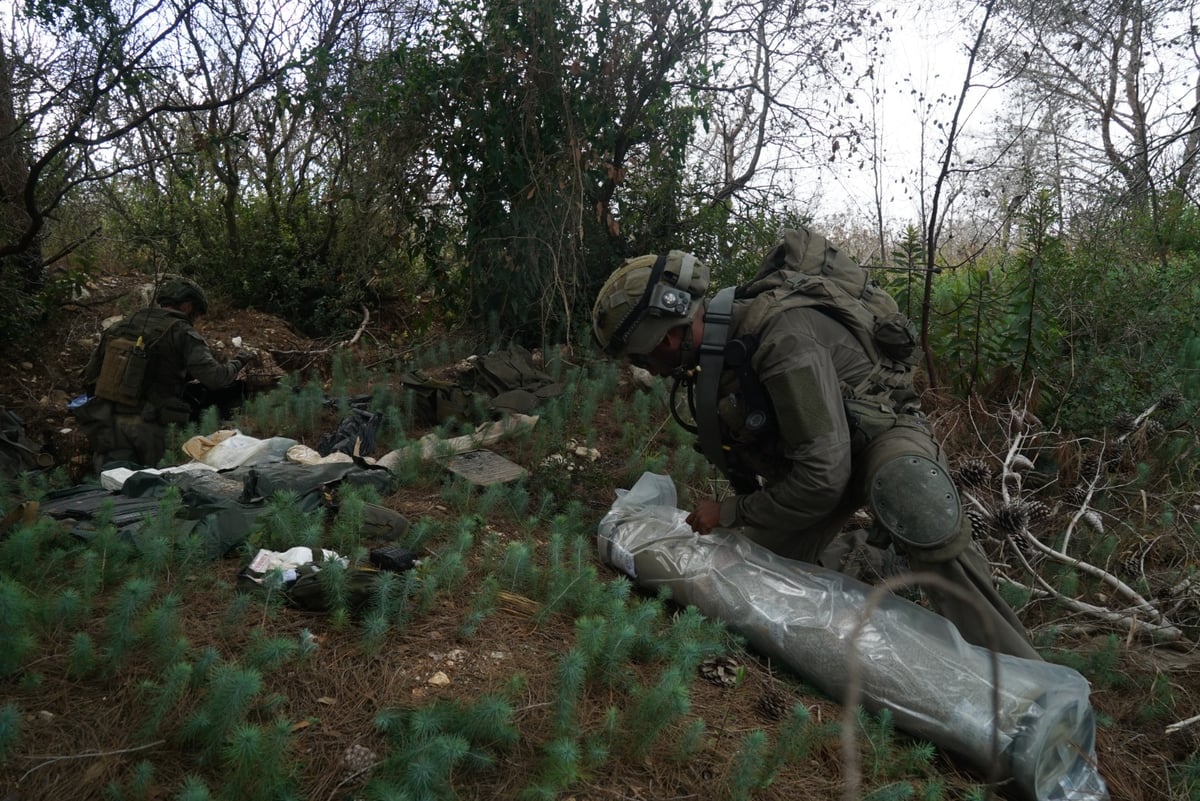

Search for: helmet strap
xmin=672 ymin=315 xmax=698 ymax=379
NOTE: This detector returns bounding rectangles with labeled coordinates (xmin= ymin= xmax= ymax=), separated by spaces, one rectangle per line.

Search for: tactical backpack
xmin=693 ymin=227 xmax=920 ymax=486
xmin=93 ymin=313 xmax=185 ymax=407
xmin=738 ymin=227 xmax=919 ymax=403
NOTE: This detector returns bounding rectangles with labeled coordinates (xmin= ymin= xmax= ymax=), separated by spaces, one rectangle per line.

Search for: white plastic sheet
xmin=597 ymin=472 xmax=1109 ymax=801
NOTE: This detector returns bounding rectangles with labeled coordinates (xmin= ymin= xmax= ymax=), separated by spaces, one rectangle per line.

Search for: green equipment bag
xmin=0 ymin=405 xmax=52 ymax=477
xmin=749 ymin=227 xmax=918 ymax=365
xmin=469 ymin=346 xmax=564 ymax=398
xmin=400 ymin=369 xmax=477 ymax=425
xmin=284 ymin=562 xmax=383 ymax=614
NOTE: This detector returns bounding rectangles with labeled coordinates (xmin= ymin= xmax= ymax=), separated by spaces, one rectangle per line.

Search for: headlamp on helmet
xmin=592 ymin=250 xmax=710 ymax=358
xmin=647 ymin=283 xmax=691 ymax=318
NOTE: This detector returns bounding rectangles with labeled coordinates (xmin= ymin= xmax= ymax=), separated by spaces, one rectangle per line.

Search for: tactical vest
xmin=693 ymin=228 xmax=921 ymax=484
xmin=93 ymin=309 xmax=188 ymax=409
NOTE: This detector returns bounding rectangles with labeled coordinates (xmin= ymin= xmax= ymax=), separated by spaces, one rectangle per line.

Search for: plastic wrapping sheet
xmin=597 ymin=473 xmax=1109 ymax=801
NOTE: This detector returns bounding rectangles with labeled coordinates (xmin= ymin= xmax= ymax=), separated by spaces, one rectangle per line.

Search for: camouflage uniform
xmin=77 ymin=307 xmax=243 ymax=471
xmin=710 ymin=299 xmax=1041 ymax=660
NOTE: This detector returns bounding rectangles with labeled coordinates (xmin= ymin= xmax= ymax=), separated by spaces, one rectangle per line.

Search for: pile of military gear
xmin=400 ymin=345 xmax=564 ymax=425
xmin=38 ymin=455 xmax=402 ymax=560
xmin=236 ymin=543 xmax=419 ymax=614
xmin=0 ymin=404 xmax=54 ymax=479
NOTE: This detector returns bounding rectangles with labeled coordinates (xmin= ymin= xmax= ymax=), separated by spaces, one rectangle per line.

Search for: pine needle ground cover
xmin=3 ymin=312 xmax=1200 ymax=800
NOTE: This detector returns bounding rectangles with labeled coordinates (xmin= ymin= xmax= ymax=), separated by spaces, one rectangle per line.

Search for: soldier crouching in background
xmin=72 ymin=276 xmax=259 ymax=473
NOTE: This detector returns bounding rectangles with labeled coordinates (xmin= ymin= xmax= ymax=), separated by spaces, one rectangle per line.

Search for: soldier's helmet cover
xmin=592 ymin=251 xmax=709 ymax=357
xmin=155 ymin=276 xmax=210 ymax=316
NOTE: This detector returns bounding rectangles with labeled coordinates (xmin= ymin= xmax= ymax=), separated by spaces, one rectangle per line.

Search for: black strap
xmin=694 ymin=286 xmax=735 ymax=478
xmin=606 ymin=252 xmax=669 ymax=356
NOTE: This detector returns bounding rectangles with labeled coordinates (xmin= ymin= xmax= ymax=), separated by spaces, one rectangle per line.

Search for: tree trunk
xmin=0 ymin=38 xmax=42 ymax=291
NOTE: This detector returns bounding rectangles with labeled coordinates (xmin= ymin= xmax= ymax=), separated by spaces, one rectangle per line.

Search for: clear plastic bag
xmin=597 ymin=472 xmax=1109 ymax=801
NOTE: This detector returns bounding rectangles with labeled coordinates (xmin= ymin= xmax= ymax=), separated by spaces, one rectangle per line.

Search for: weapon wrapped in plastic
xmin=596 ymin=473 xmax=1109 ymax=801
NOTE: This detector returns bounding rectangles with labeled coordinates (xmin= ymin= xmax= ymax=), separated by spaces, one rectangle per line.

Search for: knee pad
xmin=868 ymin=453 xmax=966 ymax=559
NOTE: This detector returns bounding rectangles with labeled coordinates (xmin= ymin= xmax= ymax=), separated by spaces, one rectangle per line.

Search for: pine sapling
xmin=362 ymin=570 xmax=403 ymax=656
xmin=104 ymin=759 xmax=155 ymax=801
xmin=454 ymin=693 xmax=519 ymax=760
xmin=138 ymin=661 xmax=193 ymax=740
xmin=0 ymin=702 xmax=22 ymax=762
xmin=459 ymin=574 xmax=500 ymax=638
xmin=500 ymin=541 xmax=538 ymax=591
xmin=552 ymin=648 xmax=587 ymax=738
xmin=218 ymin=592 xmax=255 ymax=640
xmin=179 ymin=663 xmax=263 ymax=760
xmin=520 ymin=737 xmax=582 ymax=800
xmin=623 ymin=666 xmax=691 ymax=759
xmin=725 ymin=729 xmax=769 ymax=801
xmin=142 ymin=593 xmax=187 ymax=671
xmin=673 ymin=718 xmax=707 ymax=764
xmin=136 ymin=489 xmax=185 ymax=576
xmin=46 ymin=587 xmax=91 ymax=633
xmin=188 ymin=646 xmax=221 ymax=690
xmin=221 ymin=721 xmax=294 ymax=801
xmin=916 ymin=780 xmax=947 ymax=800
xmin=761 ymin=703 xmax=838 ymax=781
xmin=67 ymin=632 xmax=98 ymax=679
xmin=243 ymin=631 xmax=301 ymax=674
xmin=103 ymin=576 xmax=157 ymax=672
xmin=0 ymin=577 xmax=36 ymax=676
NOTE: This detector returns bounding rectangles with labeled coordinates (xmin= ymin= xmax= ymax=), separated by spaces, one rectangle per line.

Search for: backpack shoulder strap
xmin=695 ymin=287 xmax=736 ymax=478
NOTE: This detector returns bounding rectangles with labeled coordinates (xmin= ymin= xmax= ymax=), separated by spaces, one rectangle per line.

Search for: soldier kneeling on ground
xmin=73 ymin=276 xmax=259 ymax=473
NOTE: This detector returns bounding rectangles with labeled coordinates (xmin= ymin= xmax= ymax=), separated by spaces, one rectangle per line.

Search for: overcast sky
xmin=815 ymin=2 xmax=998 ymax=228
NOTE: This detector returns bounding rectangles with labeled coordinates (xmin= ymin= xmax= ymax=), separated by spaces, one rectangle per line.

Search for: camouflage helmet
xmin=592 ymin=251 xmax=709 ymax=357
xmin=155 ymin=276 xmax=209 ymax=315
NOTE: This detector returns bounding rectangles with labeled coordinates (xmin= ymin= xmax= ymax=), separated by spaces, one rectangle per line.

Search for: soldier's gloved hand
xmin=234 ymin=350 xmax=261 ymax=368
xmin=686 ymin=498 xmax=722 ymax=535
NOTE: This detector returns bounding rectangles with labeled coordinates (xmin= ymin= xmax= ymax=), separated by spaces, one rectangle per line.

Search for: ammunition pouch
xmin=157 ymin=398 xmax=193 ymax=425
xmin=95 ymin=337 xmax=149 ymax=406
xmin=844 ymin=397 xmax=898 ymax=452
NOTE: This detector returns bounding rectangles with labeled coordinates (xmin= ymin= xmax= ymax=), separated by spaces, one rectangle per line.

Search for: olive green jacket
xmin=83 ymin=307 xmax=240 ymax=412
xmin=714 ymin=301 xmax=881 ymax=534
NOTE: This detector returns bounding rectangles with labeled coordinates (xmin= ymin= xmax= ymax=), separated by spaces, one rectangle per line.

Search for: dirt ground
xmin=1 ymin=273 xmax=1198 ymax=800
